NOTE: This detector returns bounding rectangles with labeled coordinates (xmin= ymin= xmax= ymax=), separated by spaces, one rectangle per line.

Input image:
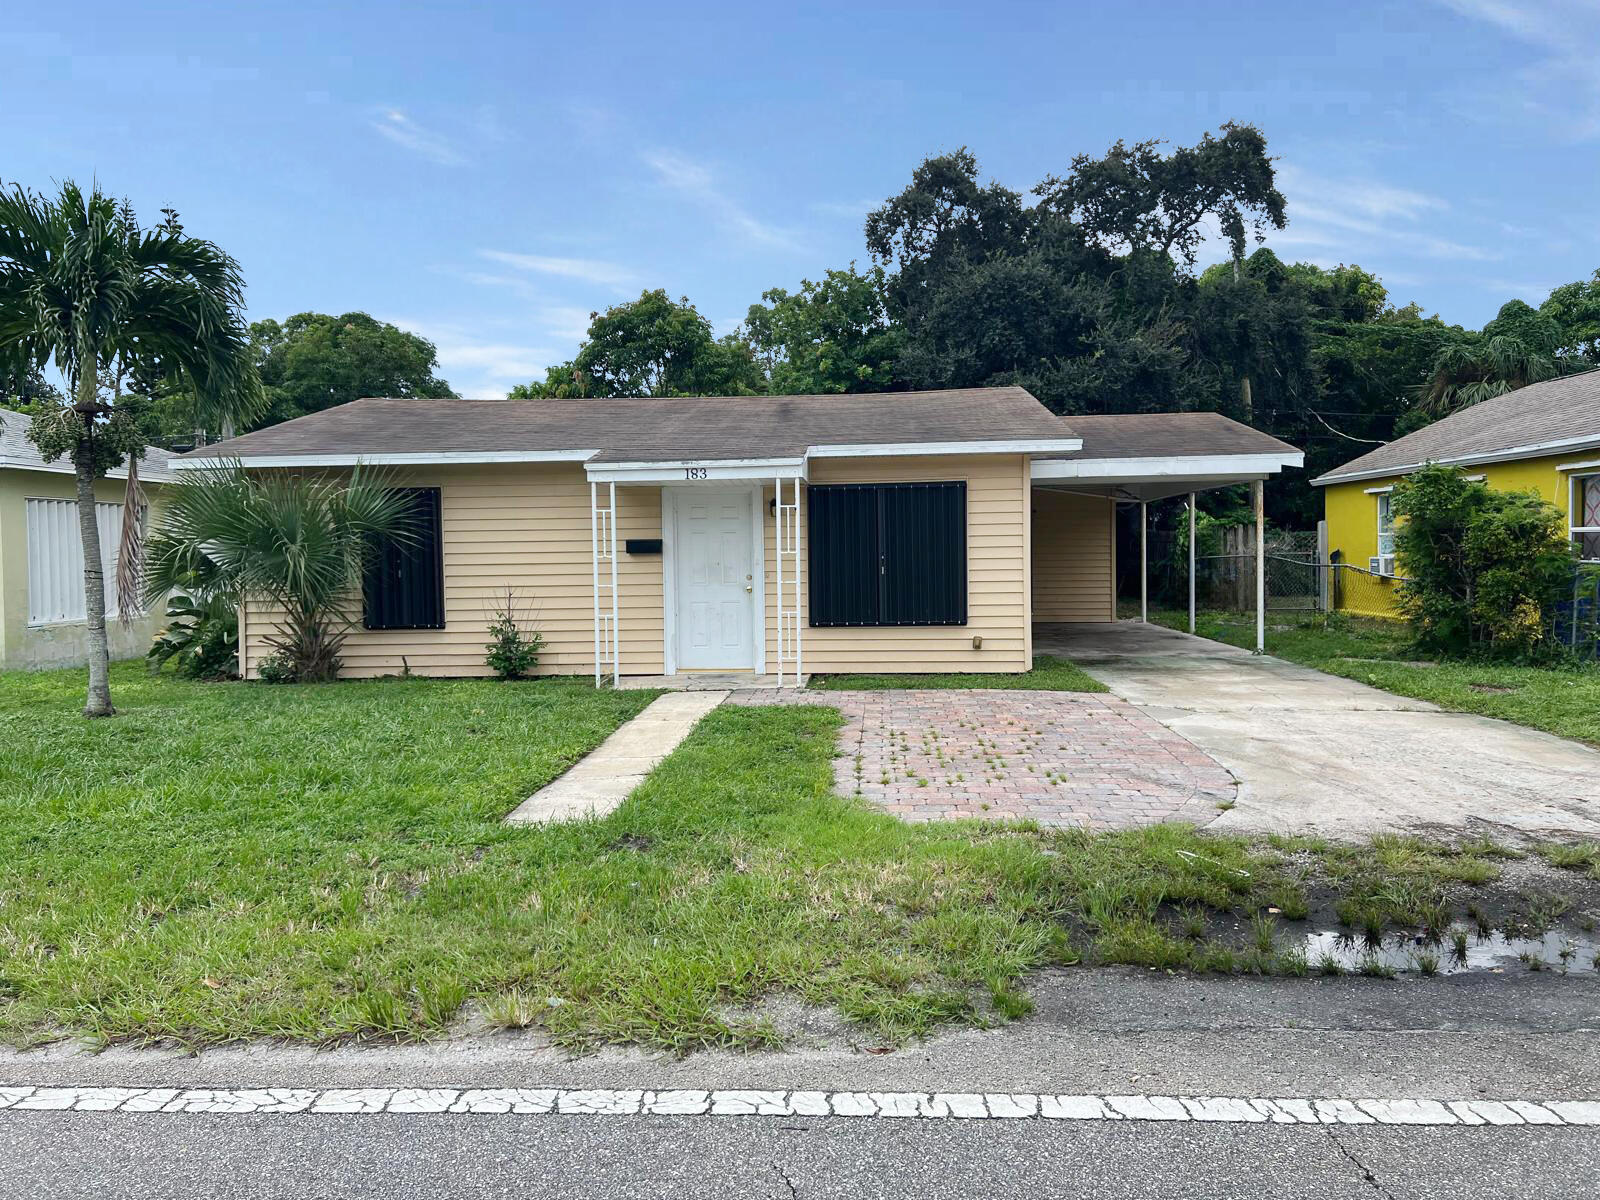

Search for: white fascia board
xmin=810 ymin=438 xmax=1082 ymax=458
xmin=587 ymin=457 xmax=806 ymax=483
xmin=1030 ymin=451 xmax=1302 ymax=482
xmin=172 ymin=449 xmax=599 ymax=470
xmin=1 ymin=456 xmax=168 ymax=482
xmin=1557 ymin=458 xmax=1600 ymax=473
xmin=1312 ymin=433 xmax=1600 ymax=487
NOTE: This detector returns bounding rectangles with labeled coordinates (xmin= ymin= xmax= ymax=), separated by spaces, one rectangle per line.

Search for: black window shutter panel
xmin=808 ymin=484 xmax=881 ymax=625
xmin=808 ymin=482 xmax=966 ymax=627
xmin=880 ymin=482 xmax=966 ymax=625
xmin=363 ymin=488 xmax=445 ymax=630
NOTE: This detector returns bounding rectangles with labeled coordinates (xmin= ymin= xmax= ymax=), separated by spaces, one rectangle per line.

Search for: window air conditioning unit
xmin=1368 ymin=556 xmax=1396 ymax=577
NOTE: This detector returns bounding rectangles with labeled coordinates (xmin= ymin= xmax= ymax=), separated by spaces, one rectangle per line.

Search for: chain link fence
xmin=1133 ymin=521 xmax=1598 ymax=660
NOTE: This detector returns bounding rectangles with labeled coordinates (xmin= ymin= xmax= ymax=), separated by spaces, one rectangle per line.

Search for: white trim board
xmin=1312 ymin=433 xmax=1600 ymax=487
xmin=1031 ymin=452 xmax=1302 ymax=483
xmin=589 ymin=458 xmax=805 ymax=483
xmin=810 ymin=437 xmax=1082 ymax=458
xmin=173 ymin=450 xmax=598 ymax=470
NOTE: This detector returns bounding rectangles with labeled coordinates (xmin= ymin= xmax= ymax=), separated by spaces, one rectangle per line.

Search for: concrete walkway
xmin=1036 ymin=622 xmax=1600 ymax=841
xmin=505 ymin=691 xmax=727 ymax=824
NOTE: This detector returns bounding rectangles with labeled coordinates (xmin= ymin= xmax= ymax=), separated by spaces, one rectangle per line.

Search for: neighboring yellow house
xmin=0 ymin=410 xmax=175 ymax=669
xmin=1314 ymin=372 xmax=1600 ymax=617
xmin=174 ymin=389 xmax=1302 ymax=682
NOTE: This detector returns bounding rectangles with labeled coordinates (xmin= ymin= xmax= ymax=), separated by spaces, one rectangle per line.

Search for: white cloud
xmin=385 ymin=315 xmax=554 ymax=398
xmin=1266 ymin=164 xmax=1499 ymax=264
xmin=370 ymin=108 xmax=466 ymax=166
xmin=478 ymin=250 xmax=639 ymax=290
xmin=642 ymin=149 xmax=805 ymax=252
xmin=1432 ymin=1 xmax=1600 ymax=139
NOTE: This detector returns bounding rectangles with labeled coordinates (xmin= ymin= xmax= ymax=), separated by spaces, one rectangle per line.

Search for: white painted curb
xmin=1 ymin=1086 xmax=1596 ymax=1126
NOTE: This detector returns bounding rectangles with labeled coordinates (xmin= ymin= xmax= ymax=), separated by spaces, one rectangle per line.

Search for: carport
xmin=1031 ymin=413 xmax=1304 ymax=651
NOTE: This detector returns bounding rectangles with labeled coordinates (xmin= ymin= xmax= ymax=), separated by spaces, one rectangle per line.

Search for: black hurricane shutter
xmin=363 ymin=488 xmax=445 ymax=630
xmin=808 ymin=482 xmax=966 ymax=627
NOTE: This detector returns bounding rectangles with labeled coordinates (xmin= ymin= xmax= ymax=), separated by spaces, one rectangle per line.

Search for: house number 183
xmin=684 ymin=467 xmax=708 ymax=479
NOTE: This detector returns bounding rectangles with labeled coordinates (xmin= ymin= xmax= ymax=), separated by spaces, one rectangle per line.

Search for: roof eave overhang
xmin=586 ymin=457 xmax=807 ymax=483
xmin=1031 ymin=451 xmax=1302 ymax=486
xmin=172 ymin=449 xmax=599 ymax=470
xmin=1311 ymin=433 xmax=1600 ymax=487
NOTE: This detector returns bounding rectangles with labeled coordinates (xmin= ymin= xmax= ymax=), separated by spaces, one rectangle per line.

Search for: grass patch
xmin=811 ymin=654 xmax=1108 ymax=693
xmin=1 ymin=663 xmax=1593 ymax=1050
xmin=1146 ymin=609 xmax=1600 ymax=745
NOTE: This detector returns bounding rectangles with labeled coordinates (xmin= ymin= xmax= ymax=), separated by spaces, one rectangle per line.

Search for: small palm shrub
xmin=145 ymin=465 xmax=414 ymax=682
xmin=485 ymin=586 xmax=543 ymax=679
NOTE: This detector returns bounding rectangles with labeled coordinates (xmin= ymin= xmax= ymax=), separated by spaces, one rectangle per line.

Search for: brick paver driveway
xmin=730 ymin=689 xmax=1237 ymax=829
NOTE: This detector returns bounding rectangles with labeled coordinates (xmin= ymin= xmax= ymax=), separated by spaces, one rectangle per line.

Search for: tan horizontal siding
xmin=242 ymin=465 xmax=663 ymax=679
xmin=764 ymin=454 xmax=1032 ymax=675
xmin=1031 ymin=489 xmax=1114 ymax=622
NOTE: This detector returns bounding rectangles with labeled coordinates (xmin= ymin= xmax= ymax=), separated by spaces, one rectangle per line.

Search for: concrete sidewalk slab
xmin=505 ymin=691 xmax=727 ymax=824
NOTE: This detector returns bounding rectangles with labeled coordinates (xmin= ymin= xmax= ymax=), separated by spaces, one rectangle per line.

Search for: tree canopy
xmin=250 ymin=311 xmax=455 ymax=429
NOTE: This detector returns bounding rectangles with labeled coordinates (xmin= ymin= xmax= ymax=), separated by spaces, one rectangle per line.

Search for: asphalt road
xmin=5 ymin=969 xmax=1598 ymax=1198
xmin=4 ymin=1110 xmax=1595 ymax=1199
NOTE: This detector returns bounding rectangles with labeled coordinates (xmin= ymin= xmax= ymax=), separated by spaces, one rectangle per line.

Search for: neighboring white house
xmin=0 ymin=409 xmax=175 ymax=670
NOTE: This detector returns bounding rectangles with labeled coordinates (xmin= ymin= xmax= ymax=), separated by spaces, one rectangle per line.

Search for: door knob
xmin=744 ymin=585 xmax=753 ymax=593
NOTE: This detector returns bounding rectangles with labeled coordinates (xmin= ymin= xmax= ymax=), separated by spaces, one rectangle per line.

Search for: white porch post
xmin=1253 ymin=479 xmax=1265 ymax=654
xmin=774 ymin=476 xmax=784 ymax=684
xmin=1139 ymin=499 xmax=1148 ymax=623
xmin=590 ymin=480 xmax=601 ymax=686
xmin=1188 ymin=492 xmax=1197 ymax=634
xmin=609 ymin=481 xmax=620 ymax=687
xmin=793 ymin=476 xmax=806 ymax=684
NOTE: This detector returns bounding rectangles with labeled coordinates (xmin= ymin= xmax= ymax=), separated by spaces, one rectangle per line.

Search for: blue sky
xmin=6 ymin=1 xmax=1597 ymax=397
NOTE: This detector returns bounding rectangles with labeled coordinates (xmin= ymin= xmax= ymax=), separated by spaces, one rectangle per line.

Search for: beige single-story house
xmin=0 ymin=409 xmax=174 ymax=670
xmin=174 ymin=387 xmax=1302 ymax=682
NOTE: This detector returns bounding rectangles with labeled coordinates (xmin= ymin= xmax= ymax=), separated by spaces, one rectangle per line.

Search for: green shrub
xmin=484 ymin=587 xmax=543 ymax=680
xmin=256 ymin=652 xmax=297 ymax=684
xmin=1393 ymin=465 xmax=1582 ymax=660
xmin=147 ymin=593 xmax=239 ymax=679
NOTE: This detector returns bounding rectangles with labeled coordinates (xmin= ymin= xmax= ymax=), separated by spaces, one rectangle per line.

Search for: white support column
xmin=1253 ymin=479 xmax=1265 ymax=654
xmin=1139 ymin=499 xmax=1148 ymax=624
xmin=774 ymin=476 xmax=784 ymax=685
xmin=793 ymin=480 xmax=806 ymax=684
xmin=1188 ymin=492 xmax=1197 ymax=634
xmin=609 ymin=481 xmax=620 ymax=688
xmin=591 ymin=480 xmax=602 ymax=687
xmin=774 ymin=476 xmax=803 ymax=686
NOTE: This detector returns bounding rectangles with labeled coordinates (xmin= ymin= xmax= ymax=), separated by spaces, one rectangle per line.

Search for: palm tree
xmin=1419 ymin=335 xmax=1565 ymax=417
xmin=144 ymin=465 xmax=414 ymax=682
xmin=0 ymin=180 xmax=260 ymax=715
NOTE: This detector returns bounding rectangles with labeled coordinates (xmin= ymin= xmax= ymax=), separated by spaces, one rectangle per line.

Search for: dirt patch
xmin=1468 ymin=682 xmax=1520 ymax=694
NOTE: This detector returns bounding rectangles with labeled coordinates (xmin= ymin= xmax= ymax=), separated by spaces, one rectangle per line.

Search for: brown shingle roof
xmin=1312 ymin=370 xmax=1600 ymax=485
xmin=1044 ymin=411 xmax=1301 ymax=460
xmin=178 ymin=387 xmax=1080 ymax=463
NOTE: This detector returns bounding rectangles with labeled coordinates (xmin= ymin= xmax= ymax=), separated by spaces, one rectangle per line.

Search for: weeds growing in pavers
xmin=5 ymin=663 xmax=1600 ymax=1051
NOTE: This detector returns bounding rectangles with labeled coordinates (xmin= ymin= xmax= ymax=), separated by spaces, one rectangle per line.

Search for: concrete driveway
xmin=1035 ymin=622 xmax=1600 ymax=842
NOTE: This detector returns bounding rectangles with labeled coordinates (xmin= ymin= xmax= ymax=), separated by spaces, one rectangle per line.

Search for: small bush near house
xmin=1393 ymin=465 xmax=1587 ymax=661
xmin=255 ymin=651 xmax=297 ymax=684
xmin=147 ymin=593 xmax=240 ymax=679
xmin=484 ymin=586 xmax=543 ymax=680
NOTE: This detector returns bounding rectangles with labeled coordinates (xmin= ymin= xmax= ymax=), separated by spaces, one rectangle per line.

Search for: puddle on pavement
xmin=1304 ymin=928 xmax=1600 ymax=975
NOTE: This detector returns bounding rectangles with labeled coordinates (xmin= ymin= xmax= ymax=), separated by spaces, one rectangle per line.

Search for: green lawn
xmin=811 ymin=654 xmax=1108 ymax=692
xmin=1146 ymin=609 xmax=1600 ymax=746
xmin=1 ymin=662 xmax=1594 ymax=1050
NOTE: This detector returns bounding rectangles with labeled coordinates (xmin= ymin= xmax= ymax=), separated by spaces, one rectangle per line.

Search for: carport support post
xmin=1187 ymin=492 xmax=1196 ymax=634
xmin=1139 ymin=500 xmax=1148 ymax=623
xmin=1253 ymin=479 xmax=1265 ymax=654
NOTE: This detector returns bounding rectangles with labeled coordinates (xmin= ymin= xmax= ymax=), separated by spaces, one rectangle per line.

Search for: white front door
xmin=674 ymin=489 xmax=756 ymax=670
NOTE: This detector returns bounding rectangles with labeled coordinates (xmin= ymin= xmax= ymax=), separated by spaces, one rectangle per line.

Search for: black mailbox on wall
xmin=624 ymin=538 xmax=663 ymax=555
